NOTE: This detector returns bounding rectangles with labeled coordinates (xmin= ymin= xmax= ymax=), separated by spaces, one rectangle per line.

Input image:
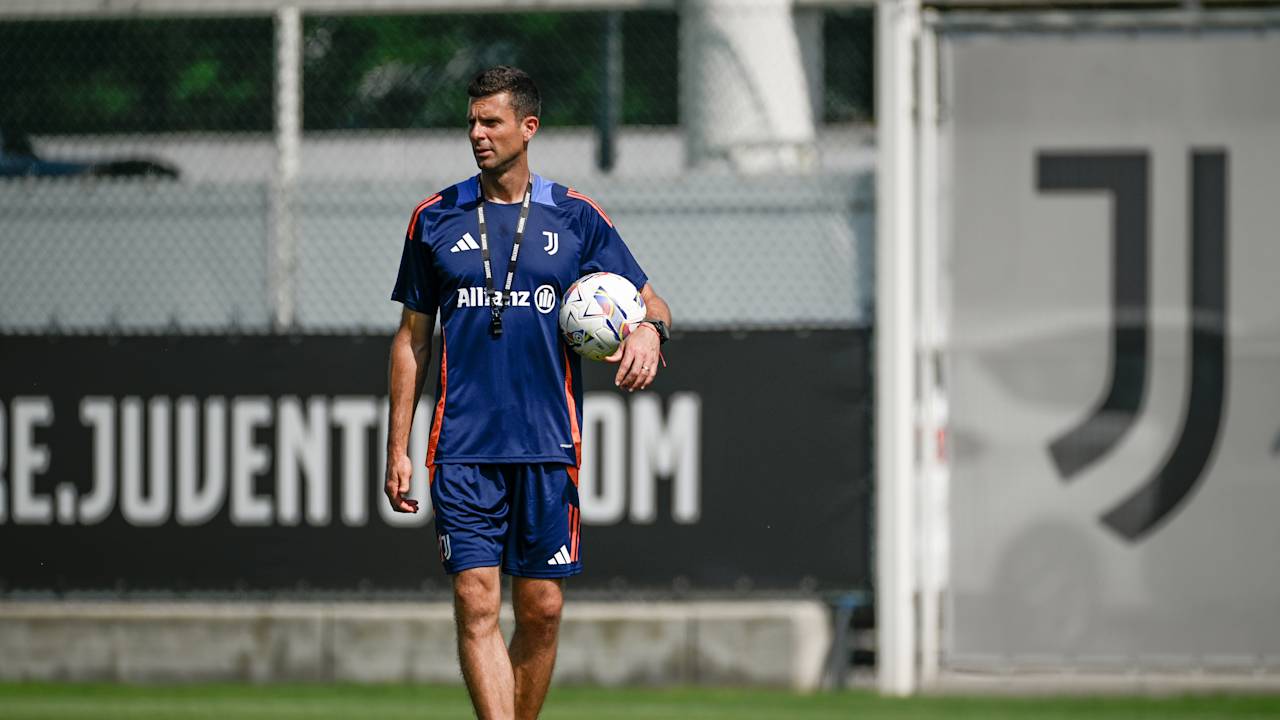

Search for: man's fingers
xmin=639 ymin=364 xmax=658 ymax=390
xmin=621 ymin=353 xmax=656 ymax=391
xmin=642 ymin=363 xmax=658 ymax=389
xmin=614 ymin=349 xmax=637 ymax=386
xmin=389 ymin=493 xmax=418 ymax=513
xmin=618 ymin=353 xmax=637 ymax=388
xmin=619 ymin=354 xmax=643 ymax=389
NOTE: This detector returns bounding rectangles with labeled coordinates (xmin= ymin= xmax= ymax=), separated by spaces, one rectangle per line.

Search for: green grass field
xmin=1 ymin=684 xmax=1278 ymax=720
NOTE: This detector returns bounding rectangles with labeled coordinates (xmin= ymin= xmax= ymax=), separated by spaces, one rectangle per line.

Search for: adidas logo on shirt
xmin=450 ymin=232 xmax=480 ymax=253
xmin=546 ymin=545 xmax=573 ymax=566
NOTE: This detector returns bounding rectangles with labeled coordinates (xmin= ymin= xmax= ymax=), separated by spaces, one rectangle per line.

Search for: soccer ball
xmin=559 ymin=272 xmax=647 ymax=361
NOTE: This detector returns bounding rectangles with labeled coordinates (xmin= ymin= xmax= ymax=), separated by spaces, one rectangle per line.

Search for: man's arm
xmin=640 ymin=282 xmax=672 ymax=327
xmin=606 ymin=282 xmax=671 ymax=392
xmin=385 ymin=306 xmax=435 ymax=513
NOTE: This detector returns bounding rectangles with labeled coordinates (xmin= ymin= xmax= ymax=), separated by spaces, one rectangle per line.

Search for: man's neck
xmin=479 ymin=162 xmax=531 ymax=204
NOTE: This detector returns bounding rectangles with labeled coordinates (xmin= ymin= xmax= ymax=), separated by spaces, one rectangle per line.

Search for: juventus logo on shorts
xmin=438 ymin=534 xmax=452 ymax=561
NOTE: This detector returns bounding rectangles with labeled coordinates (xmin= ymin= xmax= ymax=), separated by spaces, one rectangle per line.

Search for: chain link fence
xmin=0 ymin=2 xmax=875 ymax=334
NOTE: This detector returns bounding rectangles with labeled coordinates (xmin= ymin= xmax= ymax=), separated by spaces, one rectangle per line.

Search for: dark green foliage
xmin=0 ymin=9 xmax=870 ymax=136
xmin=0 ymin=19 xmax=274 ymax=134
xmin=824 ymin=8 xmax=875 ymax=123
xmin=303 ymin=13 xmax=606 ymax=129
xmin=620 ymin=12 xmax=679 ymax=125
xmin=301 ymin=11 xmax=681 ymax=129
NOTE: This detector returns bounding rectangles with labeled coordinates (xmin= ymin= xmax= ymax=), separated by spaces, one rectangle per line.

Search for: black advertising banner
xmin=0 ymin=332 xmax=869 ymax=594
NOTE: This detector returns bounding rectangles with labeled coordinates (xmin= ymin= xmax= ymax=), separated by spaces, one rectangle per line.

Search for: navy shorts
xmin=430 ymin=463 xmax=582 ymax=578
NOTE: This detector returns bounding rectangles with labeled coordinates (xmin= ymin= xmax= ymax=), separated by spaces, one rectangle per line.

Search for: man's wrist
xmin=638 ymin=318 xmax=669 ymax=344
xmin=633 ymin=322 xmax=660 ymax=341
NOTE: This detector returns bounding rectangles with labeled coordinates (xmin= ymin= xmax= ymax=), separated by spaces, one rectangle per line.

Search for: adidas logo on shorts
xmin=546 ymin=545 xmax=572 ymax=566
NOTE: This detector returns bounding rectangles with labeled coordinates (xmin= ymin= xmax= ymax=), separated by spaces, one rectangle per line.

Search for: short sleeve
xmin=390 ymin=216 xmax=439 ymax=315
xmin=576 ymin=196 xmax=648 ymax=290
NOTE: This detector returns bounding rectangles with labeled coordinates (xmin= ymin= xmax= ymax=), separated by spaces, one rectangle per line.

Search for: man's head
xmin=468 ymin=65 xmax=541 ymax=120
xmin=467 ymin=66 xmax=541 ymax=174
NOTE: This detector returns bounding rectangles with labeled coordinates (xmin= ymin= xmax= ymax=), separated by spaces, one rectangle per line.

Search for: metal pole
xmin=597 ymin=10 xmax=623 ymax=173
xmin=271 ymin=5 xmax=302 ymax=331
xmin=916 ymin=11 xmax=941 ymax=688
xmin=875 ymin=0 xmax=919 ymax=697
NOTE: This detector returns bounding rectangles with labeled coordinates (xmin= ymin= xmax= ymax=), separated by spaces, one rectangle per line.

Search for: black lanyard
xmin=476 ymin=180 xmax=533 ymax=338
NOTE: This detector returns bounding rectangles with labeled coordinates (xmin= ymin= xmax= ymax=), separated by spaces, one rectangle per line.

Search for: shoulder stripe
xmin=566 ymin=188 xmax=614 ymax=228
xmin=406 ymin=193 xmax=443 ymax=238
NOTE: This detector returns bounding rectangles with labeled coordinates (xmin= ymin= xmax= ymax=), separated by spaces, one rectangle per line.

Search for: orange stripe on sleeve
xmin=406 ymin=193 xmax=443 ymax=238
xmin=425 ymin=332 xmax=447 ymax=483
xmin=566 ymin=189 xmax=614 ymax=228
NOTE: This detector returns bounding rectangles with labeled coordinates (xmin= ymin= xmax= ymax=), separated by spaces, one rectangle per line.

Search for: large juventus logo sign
xmin=1038 ymin=150 xmax=1228 ymax=542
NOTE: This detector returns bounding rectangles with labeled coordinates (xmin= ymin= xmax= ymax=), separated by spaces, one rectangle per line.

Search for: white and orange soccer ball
xmin=558 ymin=272 xmax=647 ymax=361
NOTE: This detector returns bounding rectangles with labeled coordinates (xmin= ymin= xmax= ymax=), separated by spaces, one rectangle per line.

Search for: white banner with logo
xmin=942 ymin=18 xmax=1280 ymax=668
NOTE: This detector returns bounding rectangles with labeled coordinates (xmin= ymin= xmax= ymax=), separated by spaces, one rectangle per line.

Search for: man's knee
xmin=514 ymin=580 xmax=563 ymax=634
xmin=516 ymin=598 xmax=562 ymax=632
xmin=454 ymin=569 xmax=502 ymax=637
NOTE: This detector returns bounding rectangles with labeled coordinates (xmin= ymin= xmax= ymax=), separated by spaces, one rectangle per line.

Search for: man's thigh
xmin=430 ymin=464 xmax=510 ymax=574
xmin=502 ymin=464 xmax=581 ymax=579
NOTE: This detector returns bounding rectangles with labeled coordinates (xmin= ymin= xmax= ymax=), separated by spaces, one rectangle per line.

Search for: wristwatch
xmin=640 ymin=319 xmax=670 ymax=344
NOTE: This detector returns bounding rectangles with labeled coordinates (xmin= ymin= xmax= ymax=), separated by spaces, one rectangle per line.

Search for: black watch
xmin=641 ymin=319 xmax=670 ymax=344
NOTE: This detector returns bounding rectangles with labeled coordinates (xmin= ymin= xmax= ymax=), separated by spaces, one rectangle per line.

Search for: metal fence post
xmin=271 ymin=5 xmax=302 ymax=331
xmin=916 ymin=9 xmax=943 ymax=688
xmin=597 ymin=10 xmax=622 ymax=173
xmin=875 ymin=0 xmax=920 ymax=697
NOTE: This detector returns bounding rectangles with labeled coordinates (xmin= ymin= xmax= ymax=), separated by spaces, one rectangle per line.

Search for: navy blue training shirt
xmin=391 ymin=174 xmax=648 ymax=471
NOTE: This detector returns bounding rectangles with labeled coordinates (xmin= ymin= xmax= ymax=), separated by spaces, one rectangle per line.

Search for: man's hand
xmin=605 ymin=322 xmax=662 ymax=392
xmin=385 ymin=453 xmax=419 ymax=513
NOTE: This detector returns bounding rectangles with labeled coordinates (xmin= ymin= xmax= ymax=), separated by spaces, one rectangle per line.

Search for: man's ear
xmin=522 ymin=115 xmax=540 ymax=143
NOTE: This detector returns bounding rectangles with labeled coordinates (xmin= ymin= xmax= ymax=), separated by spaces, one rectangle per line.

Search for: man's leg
xmin=509 ymin=577 xmax=564 ymax=720
xmin=454 ymin=566 xmax=514 ymax=720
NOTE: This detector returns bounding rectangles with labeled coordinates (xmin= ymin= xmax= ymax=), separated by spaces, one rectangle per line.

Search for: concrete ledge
xmin=930 ymin=670 xmax=1280 ymax=696
xmin=0 ymin=600 xmax=830 ymax=690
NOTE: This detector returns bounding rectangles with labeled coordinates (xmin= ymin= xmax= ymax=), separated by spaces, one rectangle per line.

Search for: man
xmin=384 ymin=66 xmax=672 ymax=720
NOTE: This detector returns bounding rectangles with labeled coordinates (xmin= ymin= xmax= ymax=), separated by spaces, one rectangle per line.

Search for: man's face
xmin=467 ymin=92 xmax=536 ymax=172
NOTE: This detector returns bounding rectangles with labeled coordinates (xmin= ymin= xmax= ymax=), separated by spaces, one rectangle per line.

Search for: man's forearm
xmin=640 ymin=284 xmax=673 ymax=329
xmin=387 ymin=328 xmax=432 ymax=457
xmin=646 ymin=294 xmax=672 ymax=328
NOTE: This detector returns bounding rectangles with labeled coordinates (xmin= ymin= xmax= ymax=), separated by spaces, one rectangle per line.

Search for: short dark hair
xmin=467 ymin=65 xmax=541 ymax=120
